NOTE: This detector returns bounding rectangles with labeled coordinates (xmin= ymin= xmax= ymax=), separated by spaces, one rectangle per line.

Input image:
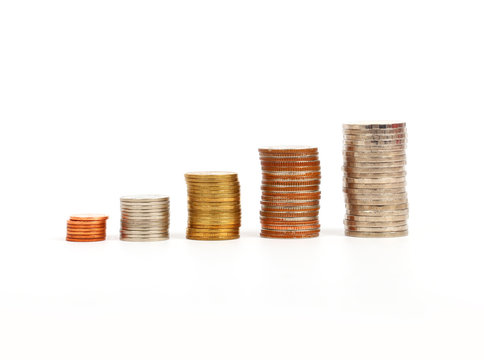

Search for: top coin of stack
xmin=343 ymin=122 xmax=409 ymax=238
xmin=66 ymin=214 xmax=108 ymax=242
xmin=185 ymin=171 xmax=241 ymax=240
xmin=120 ymin=195 xmax=170 ymax=241
xmin=259 ymin=146 xmax=321 ymax=238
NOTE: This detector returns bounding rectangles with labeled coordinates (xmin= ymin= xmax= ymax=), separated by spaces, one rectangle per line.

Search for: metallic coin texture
xmin=66 ymin=215 xmax=108 ymax=242
xmin=120 ymin=195 xmax=170 ymax=241
xmin=185 ymin=172 xmax=241 ymax=240
xmin=343 ymin=122 xmax=408 ymax=238
xmin=259 ymin=146 xmax=320 ymax=238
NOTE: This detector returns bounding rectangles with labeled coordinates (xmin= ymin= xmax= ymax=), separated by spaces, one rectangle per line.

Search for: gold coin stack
xmin=259 ymin=146 xmax=321 ymax=238
xmin=343 ymin=122 xmax=408 ymax=238
xmin=185 ymin=172 xmax=241 ymax=240
xmin=120 ymin=195 xmax=170 ymax=241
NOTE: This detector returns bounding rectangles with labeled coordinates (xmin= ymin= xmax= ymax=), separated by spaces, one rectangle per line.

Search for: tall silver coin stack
xmin=343 ymin=122 xmax=408 ymax=238
xmin=120 ymin=195 xmax=170 ymax=241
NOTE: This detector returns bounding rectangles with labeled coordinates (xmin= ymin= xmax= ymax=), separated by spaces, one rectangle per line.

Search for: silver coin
xmin=344 ymin=133 xmax=407 ymax=140
xmin=344 ymin=139 xmax=407 ymax=146
xmin=343 ymin=165 xmax=406 ymax=173
xmin=121 ymin=194 xmax=169 ymax=200
xmin=345 ymin=230 xmax=408 ymax=238
xmin=344 ymin=129 xmax=407 ymax=137
xmin=346 ymin=200 xmax=408 ymax=207
xmin=122 ymin=220 xmax=169 ymax=225
xmin=343 ymin=123 xmax=406 ymax=130
xmin=344 ymin=145 xmax=406 ymax=152
xmin=346 ymin=202 xmax=409 ymax=210
xmin=121 ymin=208 xmax=169 ymax=213
xmin=345 ymin=193 xmax=408 ymax=200
xmin=343 ymin=187 xmax=406 ymax=195
xmin=121 ymin=230 xmax=169 ymax=235
xmin=120 ymin=236 xmax=169 ymax=242
xmin=121 ymin=209 xmax=170 ymax=214
xmin=345 ymin=224 xmax=408 ymax=232
xmin=345 ymin=176 xmax=406 ymax=184
xmin=344 ymin=150 xmax=406 ymax=157
xmin=343 ymin=181 xmax=406 ymax=189
xmin=344 ymin=158 xmax=406 ymax=165
xmin=121 ymin=214 xmax=170 ymax=218
xmin=345 ymin=215 xmax=408 ymax=222
xmin=344 ymin=219 xmax=407 ymax=227
xmin=121 ymin=206 xmax=170 ymax=211
xmin=344 ymin=171 xmax=407 ymax=179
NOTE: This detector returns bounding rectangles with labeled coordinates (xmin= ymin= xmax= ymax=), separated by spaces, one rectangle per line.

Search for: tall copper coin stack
xmin=259 ymin=146 xmax=321 ymax=238
xmin=343 ymin=122 xmax=409 ymax=237
xmin=66 ymin=214 xmax=108 ymax=242
xmin=120 ymin=195 xmax=170 ymax=241
xmin=185 ymin=172 xmax=241 ymax=240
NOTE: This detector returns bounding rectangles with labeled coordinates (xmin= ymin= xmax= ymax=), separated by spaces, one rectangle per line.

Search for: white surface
xmin=1 ymin=0 xmax=484 ymax=359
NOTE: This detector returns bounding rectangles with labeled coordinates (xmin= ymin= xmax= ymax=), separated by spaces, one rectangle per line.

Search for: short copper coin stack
xmin=185 ymin=172 xmax=241 ymax=240
xmin=66 ymin=214 xmax=108 ymax=242
xmin=120 ymin=195 xmax=170 ymax=241
xmin=259 ymin=146 xmax=321 ymax=238
xmin=343 ymin=122 xmax=409 ymax=238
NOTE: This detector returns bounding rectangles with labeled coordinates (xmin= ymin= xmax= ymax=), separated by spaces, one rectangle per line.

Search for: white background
xmin=1 ymin=0 xmax=484 ymax=359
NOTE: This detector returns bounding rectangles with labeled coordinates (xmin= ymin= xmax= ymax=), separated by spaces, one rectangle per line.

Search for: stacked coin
xmin=343 ymin=122 xmax=409 ymax=238
xmin=259 ymin=146 xmax=321 ymax=238
xmin=66 ymin=214 xmax=108 ymax=242
xmin=185 ymin=172 xmax=241 ymax=240
xmin=120 ymin=195 xmax=170 ymax=241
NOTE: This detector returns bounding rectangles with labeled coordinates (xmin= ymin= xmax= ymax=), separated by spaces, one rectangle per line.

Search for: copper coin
xmin=261 ymin=160 xmax=320 ymax=166
xmin=66 ymin=237 xmax=106 ymax=242
xmin=67 ymin=229 xmax=106 ymax=234
xmin=260 ymin=155 xmax=320 ymax=162
xmin=262 ymin=166 xmax=321 ymax=172
xmin=262 ymin=194 xmax=321 ymax=200
xmin=66 ymin=237 xmax=106 ymax=241
xmin=66 ymin=232 xmax=106 ymax=238
xmin=263 ymin=173 xmax=321 ymax=180
xmin=69 ymin=214 xmax=108 ymax=221
xmin=259 ymin=147 xmax=318 ymax=154
xmin=67 ymin=219 xmax=106 ymax=225
xmin=261 ymin=219 xmax=319 ymax=226
xmin=262 ymin=179 xmax=321 ymax=186
xmin=262 ymin=223 xmax=320 ymax=230
xmin=260 ymin=211 xmax=320 ymax=218
xmin=262 ymin=185 xmax=320 ymax=192
xmin=260 ymin=203 xmax=320 ymax=209
xmin=67 ymin=223 xmax=106 ymax=229
xmin=261 ymin=202 xmax=320 ymax=208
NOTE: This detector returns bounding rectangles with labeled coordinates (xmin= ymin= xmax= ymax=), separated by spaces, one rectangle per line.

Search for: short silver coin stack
xmin=120 ymin=195 xmax=170 ymax=241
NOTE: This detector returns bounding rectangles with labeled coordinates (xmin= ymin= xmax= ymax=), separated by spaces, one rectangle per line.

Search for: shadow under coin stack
xmin=343 ymin=122 xmax=408 ymax=237
xmin=120 ymin=195 xmax=170 ymax=241
xmin=66 ymin=214 xmax=108 ymax=242
xmin=185 ymin=172 xmax=241 ymax=240
xmin=259 ymin=146 xmax=321 ymax=238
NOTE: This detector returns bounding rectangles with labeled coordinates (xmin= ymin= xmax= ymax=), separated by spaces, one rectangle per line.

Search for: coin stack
xmin=185 ymin=172 xmax=241 ymax=240
xmin=259 ymin=146 xmax=321 ymax=238
xmin=120 ymin=195 xmax=170 ymax=241
xmin=66 ymin=214 xmax=108 ymax=242
xmin=343 ymin=122 xmax=408 ymax=238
